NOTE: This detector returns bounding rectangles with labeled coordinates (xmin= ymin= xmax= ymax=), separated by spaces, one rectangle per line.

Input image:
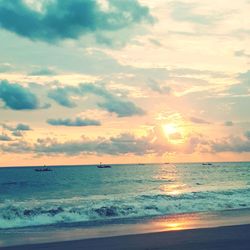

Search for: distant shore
xmin=2 ymin=224 xmax=250 ymax=250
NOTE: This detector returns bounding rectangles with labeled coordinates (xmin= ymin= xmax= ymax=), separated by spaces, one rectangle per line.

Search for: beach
xmin=2 ymin=151 xmax=249 ymax=250
xmin=1 ymin=208 xmax=250 ymax=249
xmin=1 ymin=163 xmax=250 ymax=249
xmin=1 ymin=0 xmax=249 ymax=248
xmin=1 ymin=224 xmax=250 ymax=250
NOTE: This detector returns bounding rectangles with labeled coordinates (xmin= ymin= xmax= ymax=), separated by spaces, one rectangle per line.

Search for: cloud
xmin=48 ymin=86 xmax=78 ymax=108
xmin=224 ymin=121 xmax=234 ymax=126
xmin=12 ymin=131 xmax=23 ymax=137
xmin=234 ymin=50 xmax=250 ymax=59
xmin=29 ymin=68 xmax=57 ymax=76
xmin=147 ymin=79 xmax=171 ymax=94
xmin=211 ymin=132 xmax=250 ymax=153
xmin=0 ymin=63 xmax=12 ymax=73
xmin=48 ymin=83 xmax=145 ymax=117
xmin=1 ymin=133 xmax=158 ymax=156
xmin=169 ymin=2 xmax=217 ymax=25
xmin=245 ymin=131 xmax=250 ymax=140
xmin=97 ymin=98 xmax=145 ymax=117
xmin=227 ymin=70 xmax=250 ymax=96
xmin=0 ymin=129 xmax=206 ymax=157
xmin=3 ymin=123 xmax=31 ymax=131
xmin=0 ymin=80 xmax=40 ymax=110
xmin=0 ymin=134 xmax=12 ymax=141
xmin=16 ymin=123 xmax=31 ymax=131
xmin=2 ymin=123 xmax=31 ymax=138
xmin=80 ymin=83 xmax=145 ymax=117
xmin=189 ymin=117 xmax=210 ymax=124
xmin=0 ymin=140 xmax=30 ymax=153
xmin=0 ymin=0 xmax=153 ymax=45
xmin=47 ymin=117 xmax=101 ymax=126
xmin=238 ymin=70 xmax=250 ymax=84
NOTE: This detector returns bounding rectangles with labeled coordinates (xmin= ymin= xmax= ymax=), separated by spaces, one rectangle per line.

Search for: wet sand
xmin=1 ymin=224 xmax=250 ymax=250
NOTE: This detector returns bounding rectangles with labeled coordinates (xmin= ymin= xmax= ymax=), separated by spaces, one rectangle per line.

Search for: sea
xmin=0 ymin=162 xmax=250 ymax=230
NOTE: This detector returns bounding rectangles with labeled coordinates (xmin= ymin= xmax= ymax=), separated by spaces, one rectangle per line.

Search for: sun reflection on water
xmin=153 ymin=213 xmax=202 ymax=231
xmin=154 ymin=164 xmax=188 ymax=196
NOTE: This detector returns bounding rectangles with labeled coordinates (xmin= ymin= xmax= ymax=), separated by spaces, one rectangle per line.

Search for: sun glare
xmin=163 ymin=124 xmax=177 ymax=136
xmin=162 ymin=123 xmax=185 ymax=144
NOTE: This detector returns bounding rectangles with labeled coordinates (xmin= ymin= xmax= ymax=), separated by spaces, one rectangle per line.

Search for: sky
xmin=0 ymin=0 xmax=250 ymax=166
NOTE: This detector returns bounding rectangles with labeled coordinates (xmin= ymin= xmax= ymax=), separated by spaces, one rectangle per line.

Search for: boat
xmin=35 ymin=165 xmax=52 ymax=172
xmin=97 ymin=162 xmax=111 ymax=168
xmin=138 ymin=163 xmax=145 ymax=165
xmin=202 ymin=163 xmax=212 ymax=166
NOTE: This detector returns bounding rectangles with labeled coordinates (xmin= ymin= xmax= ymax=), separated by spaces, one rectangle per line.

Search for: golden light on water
xmin=160 ymin=183 xmax=186 ymax=196
xmin=154 ymin=213 xmax=202 ymax=231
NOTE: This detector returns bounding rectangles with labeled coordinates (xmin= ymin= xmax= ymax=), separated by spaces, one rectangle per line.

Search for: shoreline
xmin=1 ymin=208 xmax=250 ymax=249
xmin=1 ymin=224 xmax=250 ymax=250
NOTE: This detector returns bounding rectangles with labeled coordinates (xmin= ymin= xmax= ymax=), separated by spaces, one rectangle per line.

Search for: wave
xmin=1 ymin=188 xmax=250 ymax=229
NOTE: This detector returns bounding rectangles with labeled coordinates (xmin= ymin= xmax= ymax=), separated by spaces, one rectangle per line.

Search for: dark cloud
xmin=0 ymin=0 xmax=153 ymax=45
xmin=3 ymin=123 xmax=31 ymax=130
xmin=15 ymin=123 xmax=31 ymax=131
xmin=47 ymin=117 xmax=101 ymax=126
xmin=0 ymin=134 xmax=12 ymax=141
xmin=189 ymin=117 xmax=210 ymax=124
xmin=48 ymin=83 xmax=145 ymax=117
xmin=0 ymin=80 xmax=40 ymax=110
xmin=48 ymin=86 xmax=78 ymax=108
xmin=97 ymin=98 xmax=144 ymax=117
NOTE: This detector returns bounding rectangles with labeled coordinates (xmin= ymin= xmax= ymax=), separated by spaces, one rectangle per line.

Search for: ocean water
xmin=0 ymin=162 xmax=250 ymax=229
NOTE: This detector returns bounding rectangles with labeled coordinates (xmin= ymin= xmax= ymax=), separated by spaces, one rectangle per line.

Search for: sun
xmin=162 ymin=123 xmax=185 ymax=144
xmin=162 ymin=124 xmax=177 ymax=136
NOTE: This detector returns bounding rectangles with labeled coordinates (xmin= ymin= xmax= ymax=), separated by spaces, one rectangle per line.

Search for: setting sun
xmin=163 ymin=124 xmax=178 ymax=136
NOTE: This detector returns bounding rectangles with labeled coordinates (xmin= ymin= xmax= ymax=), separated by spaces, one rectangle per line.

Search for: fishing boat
xmin=35 ymin=165 xmax=52 ymax=172
xmin=97 ymin=162 xmax=111 ymax=168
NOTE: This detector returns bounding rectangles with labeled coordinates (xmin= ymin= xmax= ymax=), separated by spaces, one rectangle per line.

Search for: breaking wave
xmin=1 ymin=188 xmax=250 ymax=229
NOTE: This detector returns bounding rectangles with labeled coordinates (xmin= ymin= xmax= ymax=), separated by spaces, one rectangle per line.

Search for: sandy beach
xmin=1 ymin=224 xmax=250 ymax=250
xmin=1 ymin=209 xmax=250 ymax=249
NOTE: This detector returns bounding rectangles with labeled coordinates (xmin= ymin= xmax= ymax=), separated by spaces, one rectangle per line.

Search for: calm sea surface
xmin=0 ymin=162 xmax=250 ymax=229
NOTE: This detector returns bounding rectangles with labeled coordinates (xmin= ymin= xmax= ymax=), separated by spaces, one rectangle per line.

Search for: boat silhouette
xmin=35 ymin=165 xmax=52 ymax=172
xmin=97 ymin=162 xmax=111 ymax=168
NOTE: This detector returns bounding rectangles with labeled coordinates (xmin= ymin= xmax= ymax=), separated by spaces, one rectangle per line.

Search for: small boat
xmin=138 ymin=163 xmax=145 ymax=165
xmin=35 ymin=165 xmax=52 ymax=172
xmin=202 ymin=163 xmax=212 ymax=166
xmin=97 ymin=162 xmax=111 ymax=168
